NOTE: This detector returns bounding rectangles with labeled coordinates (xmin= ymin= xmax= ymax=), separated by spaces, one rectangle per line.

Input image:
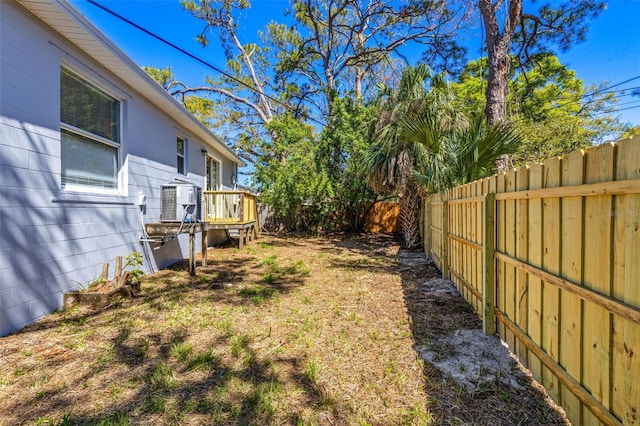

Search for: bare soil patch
xmin=0 ymin=234 xmax=567 ymax=425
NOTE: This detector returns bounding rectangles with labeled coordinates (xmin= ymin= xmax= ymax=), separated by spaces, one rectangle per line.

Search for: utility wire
xmin=91 ymin=0 xmax=640 ymax=127
xmin=86 ymin=0 xmax=327 ymax=128
xmin=592 ymin=104 xmax=640 ymax=115
xmin=600 ymin=98 xmax=640 ymax=108
xmin=543 ymin=74 xmax=640 ymax=112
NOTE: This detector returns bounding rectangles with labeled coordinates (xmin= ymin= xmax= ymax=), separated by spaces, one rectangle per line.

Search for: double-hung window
xmin=177 ymin=137 xmax=186 ymax=175
xmin=60 ymin=67 xmax=120 ymax=191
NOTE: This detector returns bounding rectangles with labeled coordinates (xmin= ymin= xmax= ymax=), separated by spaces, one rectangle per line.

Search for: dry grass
xmin=0 ymin=234 xmax=567 ymax=425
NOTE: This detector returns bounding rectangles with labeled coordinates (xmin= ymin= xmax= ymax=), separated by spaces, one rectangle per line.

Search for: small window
xmin=177 ymin=137 xmax=186 ymax=175
xmin=60 ymin=67 xmax=120 ymax=190
xmin=206 ymin=156 xmax=219 ymax=191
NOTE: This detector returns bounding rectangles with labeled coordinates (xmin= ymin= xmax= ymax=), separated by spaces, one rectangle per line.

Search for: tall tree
xmin=318 ymin=96 xmax=379 ymax=232
xmin=253 ymin=115 xmax=335 ymax=231
xmin=144 ymin=66 xmax=220 ymax=129
xmin=364 ymin=65 xmax=460 ymax=248
xmin=182 ymin=0 xmax=275 ymax=124
xmin=366 ymin=65 xmax=523 ymax=247
xmin=478 ymin=0 xmax=605 ymax=125
xmin=269 ymin=0 xmax=469 ymax=120
xmin=178 ymin=0 xmax=309 ymax=164
xmin=450 ymin=55 xmax=626 ymax=164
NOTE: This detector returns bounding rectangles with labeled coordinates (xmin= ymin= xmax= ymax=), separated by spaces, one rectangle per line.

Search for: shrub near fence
xmin=422 ymin=136 xmax=640 ymax=426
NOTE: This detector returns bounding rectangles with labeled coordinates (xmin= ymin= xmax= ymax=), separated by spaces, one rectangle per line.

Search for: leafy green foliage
xmin=621 ymin=126 xmax=640 ymax=140
xmin=253 ymin=115 xmax=334 ymax=231
xmin=451 ymin=54 xmax=626 ymax=166
xmin=143 ymin=66 xmax=220 ymax=129
xmin=447 ymin=114 xmax=522 ymax=185
xmin=142 ymin=66 xmax=175 ymax=90
xmin=365 ymin=65 xmax=522 ymax=246
xmin=253 ymin=98 xmax=379 ymax=232
xmin=124 ymin=252 xmax=144 ymax=284
xmin=318 ymin=97 xmax=379 ymax=231
xmin=364 ymin=65 xmax=448 ymax=247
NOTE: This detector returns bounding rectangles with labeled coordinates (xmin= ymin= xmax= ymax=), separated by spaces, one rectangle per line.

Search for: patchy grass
xmin=0 ymin=234 xmax=566 ymax=425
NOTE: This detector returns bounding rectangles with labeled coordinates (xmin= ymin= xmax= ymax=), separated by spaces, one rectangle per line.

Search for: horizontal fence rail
xmin=422 ymin=136 xmax=640 ymax=426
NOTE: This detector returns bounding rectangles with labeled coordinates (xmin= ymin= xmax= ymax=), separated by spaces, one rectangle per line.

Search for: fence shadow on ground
xmin=396 ymin=246 xmax=570 ymax=425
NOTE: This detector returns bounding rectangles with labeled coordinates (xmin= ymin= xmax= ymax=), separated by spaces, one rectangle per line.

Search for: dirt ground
xmin=0 ymin=234 xmax=568 ymax=425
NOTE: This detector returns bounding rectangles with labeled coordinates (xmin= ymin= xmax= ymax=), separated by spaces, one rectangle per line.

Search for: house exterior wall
xmin=0 ymin=2 xmax=234 ymax=336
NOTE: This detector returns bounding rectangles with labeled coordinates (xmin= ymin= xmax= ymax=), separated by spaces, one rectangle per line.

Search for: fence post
xmin=441 ymin=199 xmax=450 ymax=280
xmin=482 ymin=192 xmax=496 ymax=335
xmin=424 ymin=197 xmax=431 ymax=260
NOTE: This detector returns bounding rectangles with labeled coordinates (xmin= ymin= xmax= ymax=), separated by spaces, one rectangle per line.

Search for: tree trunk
xmin=355 ymin=66 xmax=363 ymax=103
xmin=479 ymin=0 xmax=522 ymax=126
xmin=398 ymin=182 xmax=423 ymax=249
xmin=484 ymin=50 xmax=510 ymax=125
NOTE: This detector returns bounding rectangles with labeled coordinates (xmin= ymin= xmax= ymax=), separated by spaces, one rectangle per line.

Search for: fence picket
xmin=527 ymin=163 xmax=544 ymax=382
xmin=422 ymin=136 xmax=640 ymax=426
xmin=542 ymin=157 xmax=561 ymax=402
xmin=516 ymin=167 xmax=530 ymax=363
xmin=483 ymin=192 xmax=496 ymax=335
xmin=504 ymin=169 xmax=518 ymax=350
xmin=560 ymin=149 xmax=585 ymax=421
xmin=583 ymin=143 xmax=616 ymax=423
xmin=612 ymin=140 xmax=640 ymax=424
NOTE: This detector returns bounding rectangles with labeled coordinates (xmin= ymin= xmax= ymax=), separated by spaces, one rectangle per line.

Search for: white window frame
xmin=177 ymin=136 xmax=187 ymax=175
xmin=60 ymin=66 xmax=123 ymax=195
xmin=204 ymin=153 xmax=223 ymax=220
xmin=205 ymin=154 xmax=222 ymax=191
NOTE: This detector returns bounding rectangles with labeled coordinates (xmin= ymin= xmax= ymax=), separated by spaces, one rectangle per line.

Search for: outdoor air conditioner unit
xmin=160 ymin=183 xmax=201 ymax=222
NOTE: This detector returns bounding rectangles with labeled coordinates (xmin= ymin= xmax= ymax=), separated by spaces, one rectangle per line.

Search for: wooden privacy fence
xmin=422 ymin=136 xmax=640 ymax=426
xmin=364 ymin=202 xmax=400 ymax=233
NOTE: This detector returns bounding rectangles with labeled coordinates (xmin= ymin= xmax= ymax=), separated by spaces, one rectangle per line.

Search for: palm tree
xmin=364 ymin=65 xmax=460 ymax=248
xmin=409 ymin=112 xmax=522 ymax=191
xmin=365 ymin=66 xmax=521 ymax=249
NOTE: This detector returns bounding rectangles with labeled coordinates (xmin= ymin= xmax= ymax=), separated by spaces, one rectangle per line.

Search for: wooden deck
xmin=143 ymin=191 xmax=259 ymax=275
xmin=203 ymin=190 xmax=259 ymax=241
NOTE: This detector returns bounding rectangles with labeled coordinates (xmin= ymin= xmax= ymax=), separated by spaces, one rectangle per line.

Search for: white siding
xmin=0 ymin=1 xmax=233 ymax=336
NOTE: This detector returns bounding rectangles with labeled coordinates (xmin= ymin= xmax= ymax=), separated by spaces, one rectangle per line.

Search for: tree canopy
xmin=451 ymin=54 xmax=626 ymax=165
xmin=141 ymin=0 xmax=630 ymax=235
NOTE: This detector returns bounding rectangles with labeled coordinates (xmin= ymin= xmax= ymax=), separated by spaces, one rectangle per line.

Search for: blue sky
xmin=70 ymin=0 xmax=640 ymax=127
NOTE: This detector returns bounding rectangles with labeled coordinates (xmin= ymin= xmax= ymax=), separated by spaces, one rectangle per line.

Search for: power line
xmin=590 ymin=75 xmax=640 ymax=95
xmin=614 ymin=105 xmax=640 ymax=112
xmin=609 ymin=99 xmax=640 ymax=108
xmin=530 ymin=74 xmax=640 ymax=116
xmin=592 ymin=104 xmax=640 ymax=115
xmin=86 ymin=0 xmax=327 ymax=127
xmin=592 ymin=86 xmax=640 ymax=96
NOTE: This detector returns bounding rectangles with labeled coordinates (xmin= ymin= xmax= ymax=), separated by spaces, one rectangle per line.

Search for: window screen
xmin=177 ymin=137 xmax=186 ymax=175
xmin=60 ymin=68 xmax=120 ymax=190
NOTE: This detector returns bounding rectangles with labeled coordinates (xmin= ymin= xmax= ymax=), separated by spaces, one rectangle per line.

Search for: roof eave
xmin=16 ymin=0 xmax=246 ymax=167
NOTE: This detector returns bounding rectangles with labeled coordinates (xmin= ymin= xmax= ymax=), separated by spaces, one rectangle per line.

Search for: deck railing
xmin=203 ymin=190 xmax=257 ymax=224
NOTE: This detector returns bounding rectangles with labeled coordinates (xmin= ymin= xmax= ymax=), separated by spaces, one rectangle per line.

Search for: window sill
xmin=51 ymin=194 xmax=133 ymax=205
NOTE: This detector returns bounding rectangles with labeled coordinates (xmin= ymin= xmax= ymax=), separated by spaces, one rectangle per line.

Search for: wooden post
xmin=239 ymin=228 xmax=245 ymax=249
xmin=101 ymin=263 xmax=109 ymax=282
xmin=201 ymin=224 xmax=208 ymax=267
xmin=423 ymin=197 xmax=431 ymax=260
xmin=115 ymin=256 xmax=122 ymax=279
xmin=441 ymin=199 xmax=450 ymax=280
xmin=188 ymin=227 xmax=196 ymax=276
xmin=418 ymin=202 xmax=424 ymax=239
xmin=254 ymin=202 xmax=260 ymax=238
xmin=483 ymin=192 xmax=496 ymax=335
